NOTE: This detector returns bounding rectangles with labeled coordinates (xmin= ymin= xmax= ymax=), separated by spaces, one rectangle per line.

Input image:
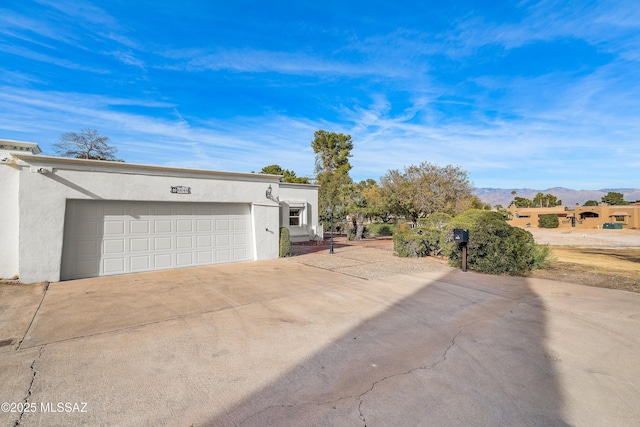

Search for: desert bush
xmin=421 ymin=212 xmax=453 ymax=230
xmin=443 ymin=209 xmax=544 ymax=275
xmin=279 ymin=227 xmax=290 ymax=257
xmin=538 ymin=214 xmax=559 ymax=228
xmin=532 ymin=244 xmax=555 ymax=269
xmin=369 ymin=223 xmax=395 ymax=236
xmin=394 ymin=226 xmax=443 ymax=258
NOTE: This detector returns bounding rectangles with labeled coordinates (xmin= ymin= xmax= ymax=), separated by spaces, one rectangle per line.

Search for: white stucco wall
xmin=0 ymin=155 xmax=19 ymax=279
xmin=9 ymin=154 xmax=282 ymax=283
xmin=279 ymin=183 xmax=320 ymax=242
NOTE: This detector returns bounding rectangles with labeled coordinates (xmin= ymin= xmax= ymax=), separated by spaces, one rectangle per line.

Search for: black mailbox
xmin=453 ymin=228 xmax=469 ymax=243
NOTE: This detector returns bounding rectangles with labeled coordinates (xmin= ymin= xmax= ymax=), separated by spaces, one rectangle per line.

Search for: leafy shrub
xmin=279 ymin=227 xmax=290 ymax=257
xmin=443 ymin=209 xmax=542 ymax=275
xmin=421 ymin=212 xmax=452 ymax=230
xmin=394 ymin=226 xmax=443 ymax=258
xmin=369 ymin=223 xmax=395 ymax=236
xmin=538 ymin=214 xmax=559 ymax=228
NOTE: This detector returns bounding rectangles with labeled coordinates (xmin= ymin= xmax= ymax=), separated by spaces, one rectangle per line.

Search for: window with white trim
xmin=289 ymin=208 xmax=302 ymax=226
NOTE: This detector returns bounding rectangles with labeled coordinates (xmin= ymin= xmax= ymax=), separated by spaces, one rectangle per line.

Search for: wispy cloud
xmin=1 ymin=0 xmax=639 ymax=190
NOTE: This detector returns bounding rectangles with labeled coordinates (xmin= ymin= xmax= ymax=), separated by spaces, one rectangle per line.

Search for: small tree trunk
xmin=355 ymin=213 xmax=365 ymax=240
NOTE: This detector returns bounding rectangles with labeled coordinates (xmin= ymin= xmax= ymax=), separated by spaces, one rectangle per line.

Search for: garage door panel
xmin=78 ymin=221 xmax=99 ymax=236
xmin=154 ymin=254 xmax=172 ymax=269
xmin=233 ymin=219 xmax=247 ymax=230
xmin=176 ymin=252 xmax=193 ymax=266
xmin=130 ymin=204 xmax=150 ymax=216
xmin=215 ymin=235 xmax=230 ymax=246
xmin=234 ymin=248 xmax=248 ymax=259
xmin=103 ymin=258 xmax=125 ymax=274
xmin=216 ymin=219 xmax=230 ymax=230
xmin=197 ymin=251 xmax=212 ymax=264
xmin=197 ymin=219 xmax=212 ymax=232
xmin=77 ymin=240 xmax=99 ymax=256
xmin=197 ymin=235 xmax=212 ymax=248
xmin=104 ymin=203 xmax=125 ymax=216
xmin=194 ymin=205 xmax=212 ymax=215
xmin=130 ymin=220 xmax=150 ymax=234
xmin=216 ymin=249 xmax=230 ymax=262
xmin=176 ymin=205 xmax=193 ymax=215
xmin=62 ymin=201 xmax=253 ymax=280
xmin=130 ymin=256 xmax=150 ymax=271
xmin=176 ymin=236 xmax=193 ymax=249
xmin=154 ymin=220 xmax=172 ymax=233
xmin=153 ymin=204 xmax=172 ymax=215
xmin=103 ymin=240 xmax=125 ymax=254
xmin=104 ymin=221 xmax=124 ymax=235
xmin=76 ymin=203 xmax=98 ymax=218
xmin=177 ymin=220 xmax=193 ymax=232
xmin=76 ymin=259 xmax=99 ymax=277
xmin=154 ymin=237 xmax=172 ymax=251
xmin=130 ymin=238 xmax=149 ymax=252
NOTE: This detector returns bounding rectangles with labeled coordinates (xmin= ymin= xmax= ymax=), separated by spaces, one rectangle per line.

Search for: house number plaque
xmin=170 ymin=186 xmax=191 ymax=194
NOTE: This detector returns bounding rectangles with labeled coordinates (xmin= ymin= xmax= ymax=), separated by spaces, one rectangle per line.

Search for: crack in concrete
xmin=355 ymin=322 xmax=473 ymax=426
xmin=236 ymin=323 xmax=470 ymax=427
xmin=14 ymin=345 xmax=44 ymax=426
xmin=17 ymin=282 xmax=49 ymax=350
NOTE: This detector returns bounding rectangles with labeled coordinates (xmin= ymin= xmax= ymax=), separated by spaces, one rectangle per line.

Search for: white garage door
xmin=61 ymin=200 xmax=253 ymax=280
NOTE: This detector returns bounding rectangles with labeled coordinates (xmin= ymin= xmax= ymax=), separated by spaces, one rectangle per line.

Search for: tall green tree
xmin=380 ymin=162 xmax=475 ymax=224
xmin=533 ymin=192 xmax=562 ymax=208
xmin=601 ymin=191 xmax=628 ymax=205
xmin=259 ymin=164 xmax=309 ymax=183
xmin=361 ymin=180 xmax=392 ymax=222
xmin=511 ymin=196 xmax=535 ymax=208
xmin=338 ymin=179 xmax=385 ymax=240
xmin=311 ymin=130 xmax=353 ymax=175
xmin=312 ymin=130 xmax=354 ymax=227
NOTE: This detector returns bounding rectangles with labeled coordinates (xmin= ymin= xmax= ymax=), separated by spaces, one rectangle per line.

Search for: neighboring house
xmin=572 ymin=204 xmax=640 ymax=229
xmin=1 ymin=139 xmax=318 ymax=283
xmin=507 ymin=206 xmax=569 ymax=228
xmin=508 ymin=204 xmax=640 ymax=229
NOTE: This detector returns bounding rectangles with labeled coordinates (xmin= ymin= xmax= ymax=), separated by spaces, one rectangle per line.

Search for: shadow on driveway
xmin=205 ymin=269 xmax=569 ymax=426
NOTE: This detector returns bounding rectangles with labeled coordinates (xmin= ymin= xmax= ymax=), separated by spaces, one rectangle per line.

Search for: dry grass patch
xmin=529 ymin=247 xmax=640 ymax=293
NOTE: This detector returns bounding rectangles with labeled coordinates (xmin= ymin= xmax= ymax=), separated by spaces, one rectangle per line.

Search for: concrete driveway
xmin=1 ymin=241 xmax=639 ymax=426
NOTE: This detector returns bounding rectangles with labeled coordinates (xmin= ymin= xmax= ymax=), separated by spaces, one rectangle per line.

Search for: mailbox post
xmin=453 ymin=229 xmax=469 ymax=272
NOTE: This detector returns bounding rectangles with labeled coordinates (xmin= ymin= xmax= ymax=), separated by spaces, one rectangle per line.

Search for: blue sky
xmin=1 ymin=0 xmax=639 ymax=189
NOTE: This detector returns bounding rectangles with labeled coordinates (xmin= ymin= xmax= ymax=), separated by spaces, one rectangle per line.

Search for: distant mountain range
xmin=475 ymin=187 xmax=640 ymax=208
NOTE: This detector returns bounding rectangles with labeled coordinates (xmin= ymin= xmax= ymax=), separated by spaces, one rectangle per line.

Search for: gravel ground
xmin=291 ymin=237 xmax=454 ymax=280
xmin=290 ymin=228 xmax=640 ymax=281
xmin=525 ymin=227 xmax=640 ymax=248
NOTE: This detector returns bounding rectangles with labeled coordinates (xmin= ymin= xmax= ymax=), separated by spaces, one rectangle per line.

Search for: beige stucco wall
xmin=508 ymin=205 xmax=640 ymax=229
xmin=5 ymin=154 xmax=286 ymax=283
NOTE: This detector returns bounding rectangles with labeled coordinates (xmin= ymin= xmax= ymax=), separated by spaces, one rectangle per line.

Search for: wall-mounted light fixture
xmin=266 ymin=185 xmax=272 ymax=199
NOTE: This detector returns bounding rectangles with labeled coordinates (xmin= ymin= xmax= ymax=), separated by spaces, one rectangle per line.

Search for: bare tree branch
xmin=54 ymin=128 xmax=119 ymax=161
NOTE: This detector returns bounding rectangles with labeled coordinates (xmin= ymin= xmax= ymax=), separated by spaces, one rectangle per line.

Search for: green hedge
xmin=392 ymin=209 xmax=553 ymax=276
xmin=368 ymin=223 xmax=395 ymax=236
xmin=538 ymin=214 xmax=559 ymax=228
xmin=279 ymin=227 xmax=290 ymax=257
xmin=393 ymin=226 xmax=443 ymax=258
xmin=443 ymin=210 xmax=539 ymax=275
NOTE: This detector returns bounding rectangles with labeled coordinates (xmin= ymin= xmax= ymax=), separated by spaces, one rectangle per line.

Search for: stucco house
xmin=508 ymin=204 xmax=640 ymax=229
xmin=1 ymin=139 xmax=319 ymax=283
